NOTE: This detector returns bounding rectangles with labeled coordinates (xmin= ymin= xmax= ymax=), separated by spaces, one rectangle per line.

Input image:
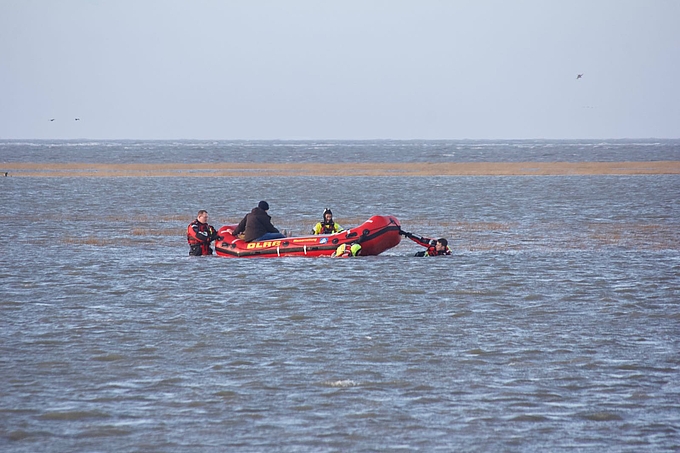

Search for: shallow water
xmin=1 ymin=141 xmax=679 ymax=451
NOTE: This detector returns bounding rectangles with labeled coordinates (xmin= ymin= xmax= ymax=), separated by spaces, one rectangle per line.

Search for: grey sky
xmin=1 ymin=0 xmax=678 ymax=139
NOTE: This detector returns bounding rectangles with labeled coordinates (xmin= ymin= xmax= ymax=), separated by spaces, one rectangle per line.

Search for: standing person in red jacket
xmin=399 ymin=230 xmax=452 ymax=257
xmin=187 ymin=210 xmax=218 ymax=256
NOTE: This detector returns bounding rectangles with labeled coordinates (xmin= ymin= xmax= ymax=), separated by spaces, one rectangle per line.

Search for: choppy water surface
xmin=1 ymin=141 xmax=679 ymax=452
xmin=2 ymin=138 xmax=680 ymax=164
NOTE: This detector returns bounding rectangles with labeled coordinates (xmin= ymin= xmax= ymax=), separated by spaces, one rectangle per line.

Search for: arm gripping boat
xmin=215 ymin=215 xmax=401 ymax=258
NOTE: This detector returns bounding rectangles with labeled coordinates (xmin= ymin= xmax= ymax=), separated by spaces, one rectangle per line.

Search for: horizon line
xmin=2 ymin=137 xmax=680 ymax=142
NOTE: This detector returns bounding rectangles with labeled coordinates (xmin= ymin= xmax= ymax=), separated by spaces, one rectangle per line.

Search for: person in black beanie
xmin=232 ymin=201 xmax=286 ymax=242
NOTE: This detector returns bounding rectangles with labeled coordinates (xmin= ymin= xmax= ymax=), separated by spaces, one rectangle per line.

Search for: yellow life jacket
xmin=332 ymin=243 xmax=361 ymax=257
xmin=313 ymin=221 xmax=343 ymax=235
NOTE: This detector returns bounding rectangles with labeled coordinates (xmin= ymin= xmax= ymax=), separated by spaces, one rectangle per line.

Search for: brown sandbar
xmin=2 ymin=161 xmax=679 ymax=177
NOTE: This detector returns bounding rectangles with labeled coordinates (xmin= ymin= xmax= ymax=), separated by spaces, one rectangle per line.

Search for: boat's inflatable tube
xmin=215 ymin=215 xmax=401 ymax=258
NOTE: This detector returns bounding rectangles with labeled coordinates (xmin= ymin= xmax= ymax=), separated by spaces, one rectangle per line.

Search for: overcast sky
xmin=1 ymin=0 xmax=678 ymax=140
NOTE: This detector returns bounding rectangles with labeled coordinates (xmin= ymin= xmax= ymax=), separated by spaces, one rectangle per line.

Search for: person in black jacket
xmin=232 ymin=201 xmax=286 ymax=242
xmin=399 ymin=230 xmax=452 ymax=257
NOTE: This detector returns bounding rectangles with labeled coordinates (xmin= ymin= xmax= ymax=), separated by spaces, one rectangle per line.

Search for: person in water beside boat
xmin=399 ymin=230 xmax=452 ymax=257
xmin=332 ymin=242 xmax=362 ymax=258
xmin=232 ymin=200 xmax=287 ymax=242
xmin=187 ymin=210 xmax=219 ymax=256
xmin=311 ymin=208 xmax=344 ymax=235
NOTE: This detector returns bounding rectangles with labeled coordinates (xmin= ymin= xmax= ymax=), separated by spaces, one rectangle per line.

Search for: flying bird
xmin=75 ymin=118 xmax=80 ymax=121
xmin=49 ymin=118 xmax=55 ymax=121
xmin=576 ymin=74 xmax=583 ymax=79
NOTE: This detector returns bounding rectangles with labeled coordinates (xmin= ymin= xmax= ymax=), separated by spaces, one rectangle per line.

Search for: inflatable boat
xmin=214 ymin=215 xmax=401 ymax=258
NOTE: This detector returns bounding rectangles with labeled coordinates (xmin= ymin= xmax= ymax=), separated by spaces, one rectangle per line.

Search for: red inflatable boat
xmin=214 ymin=215 xmax=401 ymax=258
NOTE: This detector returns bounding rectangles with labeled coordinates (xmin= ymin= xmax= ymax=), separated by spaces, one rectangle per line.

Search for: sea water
xmin=1 ymin=140 xmax=679 ymax=452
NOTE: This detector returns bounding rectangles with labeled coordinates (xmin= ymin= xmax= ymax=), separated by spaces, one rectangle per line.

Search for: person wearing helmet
xmin=399 ymin=230 xmax=452 ymax=257
xmin=332 ymin=242 xmax=362 ymax=258
xmin=311 ymin=208 xmax=344 ymax=235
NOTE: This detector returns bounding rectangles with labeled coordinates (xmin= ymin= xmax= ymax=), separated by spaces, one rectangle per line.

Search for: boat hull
xmin=214 ymin=215 xmax=401 ymax=258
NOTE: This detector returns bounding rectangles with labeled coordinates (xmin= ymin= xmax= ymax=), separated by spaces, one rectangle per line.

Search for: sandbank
xmin=2 ymin=161 xmax=679 ymax=177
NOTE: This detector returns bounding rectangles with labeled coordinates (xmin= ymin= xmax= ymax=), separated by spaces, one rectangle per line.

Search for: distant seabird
xmin=75 ymin=118 xmax=80 ymax=121
xmin=49 ymin=118 xmax=55 ymax=121
xmin=576 ymin=74 xmax=583 ymax=79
